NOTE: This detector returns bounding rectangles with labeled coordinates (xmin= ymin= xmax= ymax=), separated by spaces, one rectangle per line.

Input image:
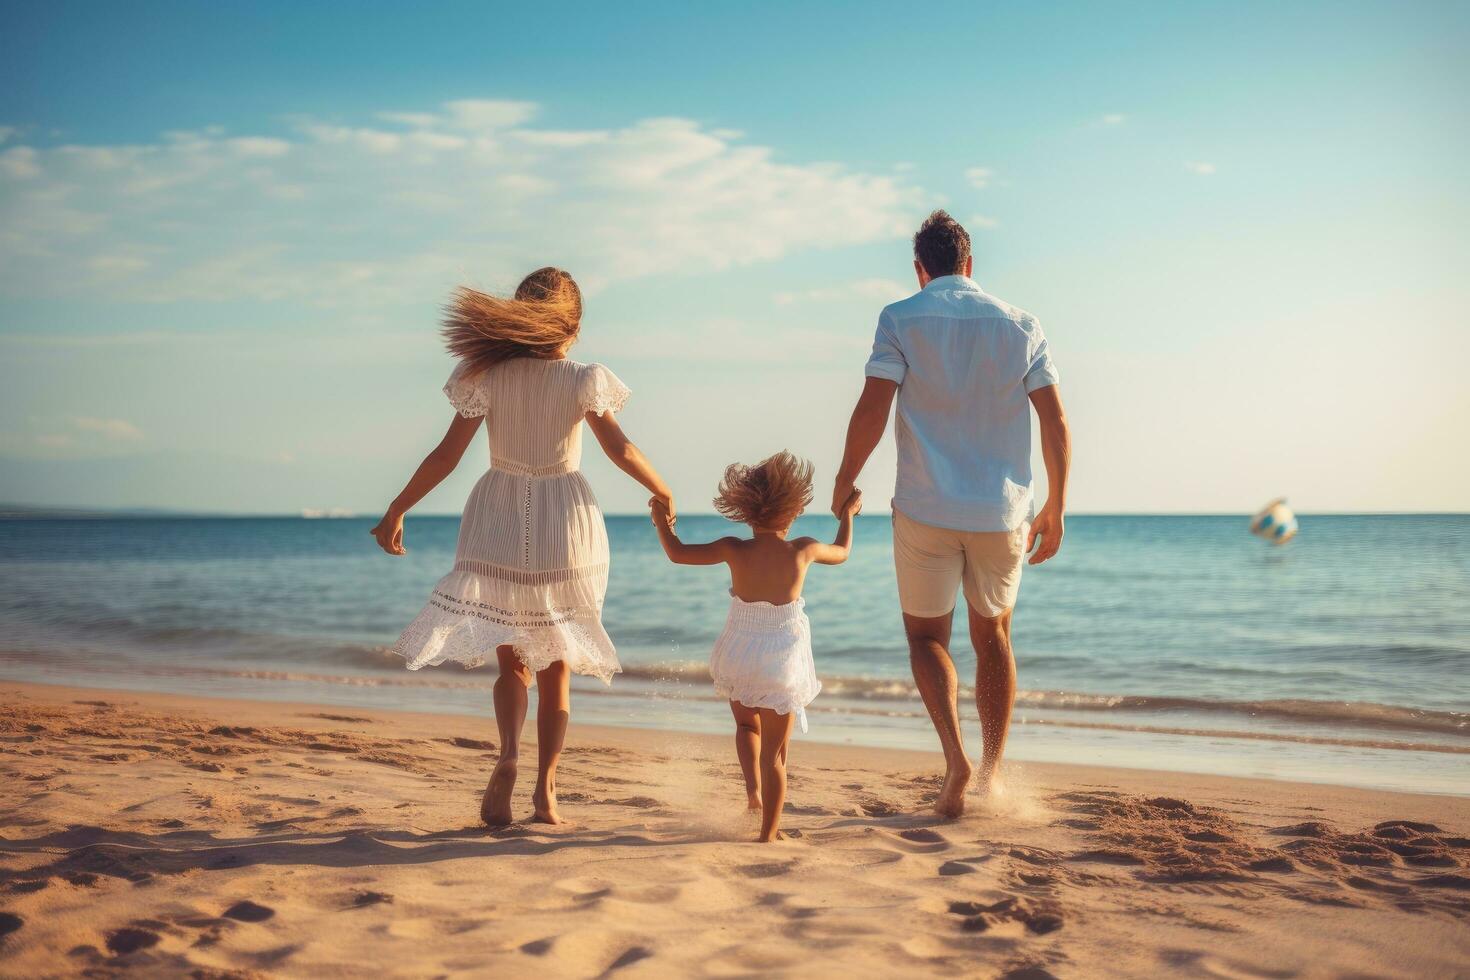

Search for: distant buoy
xmin=1250 ymin=498 xmax=1298 ymax=545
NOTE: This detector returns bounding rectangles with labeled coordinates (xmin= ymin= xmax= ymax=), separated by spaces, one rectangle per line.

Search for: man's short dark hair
xmin=912 ymin=209 xmax=971 ymax=278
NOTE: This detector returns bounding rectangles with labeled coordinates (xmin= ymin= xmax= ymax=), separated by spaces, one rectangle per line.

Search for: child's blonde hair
xmin=713 ymin=451 xmax=815 ymax=530
xmin=441 ymin=267 xmax=582 ymax=376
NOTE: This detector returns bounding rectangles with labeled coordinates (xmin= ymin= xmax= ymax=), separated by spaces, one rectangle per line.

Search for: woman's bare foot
xmin=746 ymin=792 xmax=763 ymax=812
xmin=757 ymin=829 xmax=786 ymax=843
xmin=933 ymin=757 xmax=974 ymax=819
xmin=532 ymin=787 xmax=565 ymax=825
xmin=481 ymin=757 xmax=518 ymax=826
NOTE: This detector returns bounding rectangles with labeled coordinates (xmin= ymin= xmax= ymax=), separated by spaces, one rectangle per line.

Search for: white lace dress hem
xmin=392 ymin=570 xmax=620 ymax=682
xmin=708 ymin=594 xmax=820 ymax=733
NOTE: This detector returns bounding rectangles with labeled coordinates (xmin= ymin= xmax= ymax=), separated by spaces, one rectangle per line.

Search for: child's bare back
xmin=710 ymin=533 xmax=842 ymax=605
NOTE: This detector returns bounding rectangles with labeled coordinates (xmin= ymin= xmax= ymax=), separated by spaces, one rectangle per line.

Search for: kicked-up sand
xmin=0 ymin=680 xmax=1466 ymax=978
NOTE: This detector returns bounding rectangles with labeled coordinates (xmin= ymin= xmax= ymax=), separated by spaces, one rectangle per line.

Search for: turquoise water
xmin=1 ymin=514 xmax=1466 ymax=794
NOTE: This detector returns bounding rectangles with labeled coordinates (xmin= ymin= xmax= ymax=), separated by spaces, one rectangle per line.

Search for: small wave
xmin=2 ymin=643 xmax=1464 ymax=740
xmin=612 ymin=666 xmax=1468 ymax=738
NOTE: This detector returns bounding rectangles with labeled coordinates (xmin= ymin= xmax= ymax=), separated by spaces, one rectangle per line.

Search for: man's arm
xmin=1026 ymin=384 xmax=1071 ymax=565
xmin=831 ymin=378 xmax=898 ymax=515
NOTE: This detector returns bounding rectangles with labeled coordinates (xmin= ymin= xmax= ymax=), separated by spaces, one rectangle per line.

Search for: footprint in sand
xmin=105 ymin=927 xmax=160 ymax=955
xmin=222 ymin=900 xmax=275 ymax=923
xmin=894 ymin=828 xmax=951 ymax=854
xmin=448 ymin=736 xmax=496 ymax=750
xmin=350 ymin=891 xmax=393 ymax=908
xmin=950 ymin=897 xmax=1064 ymax=935
xmin=998 ymin=967 xmax=1060 ymax=980
xmin=736 ymin=861 xmax=798 ymax=879
xmin=0 ymin=912 xmax=22 ymax=940
xmin=601 ymin=795 xmax=663 ymax=809
xmin=604 ymin=946 xmax=654 ymax=973
xmin=859 ymin=799 xmax=901 ymax=817
xmin=783 ymin=803 xmax=830 ymax=816
xmin=521 ymin=937 xmax=555 ymax=955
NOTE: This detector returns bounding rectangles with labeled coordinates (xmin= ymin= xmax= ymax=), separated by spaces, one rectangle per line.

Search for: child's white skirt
xmin=709 ymin=594 xmax=821 ymax=733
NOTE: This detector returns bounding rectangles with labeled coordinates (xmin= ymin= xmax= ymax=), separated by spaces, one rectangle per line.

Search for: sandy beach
xmin=1 ymin=680 xmax=1466 ymax=979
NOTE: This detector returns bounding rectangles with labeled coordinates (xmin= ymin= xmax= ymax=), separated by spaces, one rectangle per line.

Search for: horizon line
xmin=3 ymin=505 xmax=1468 ymax=520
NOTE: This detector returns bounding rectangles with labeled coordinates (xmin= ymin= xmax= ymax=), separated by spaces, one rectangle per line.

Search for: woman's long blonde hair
xmin=441 ymin=267 xmax=582 ymax=376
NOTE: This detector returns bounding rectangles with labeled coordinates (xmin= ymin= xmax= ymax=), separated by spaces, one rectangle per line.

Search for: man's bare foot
xmin=481 ymin=757 xmax=517 ymax=826
xmin=746 ymin=793 xmax=763 ymax=812
xmin=757 ymin=829 xmax=786 ymax=843
xmin=532 ymin=787 xmax=565 ymax=825
xmin=933 ymin=757 xmax=974 ymax=818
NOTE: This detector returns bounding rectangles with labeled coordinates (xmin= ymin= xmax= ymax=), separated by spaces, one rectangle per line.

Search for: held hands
xmin=649 ymin=494 xmax=677 ymax=533
xmin=1027 ymin=502 xmax=1064 ymax=565
xmin=370 ymin=510 xmax=406 ymax=556
xmin=839 ymin=488 xmax=864 ymax=518
xmin=831 ymin=478 xmax=857 ymax=518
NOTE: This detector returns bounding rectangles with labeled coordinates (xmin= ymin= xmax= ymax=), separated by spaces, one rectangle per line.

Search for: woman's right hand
xmin=649 ymin=494 xmax=676 ymax=532
xmin=371 ymin=510 xmax=406 ymax=556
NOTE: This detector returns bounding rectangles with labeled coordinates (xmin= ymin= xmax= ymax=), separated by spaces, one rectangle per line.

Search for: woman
xmin=372 ymin=267 xmax=672 ymax=826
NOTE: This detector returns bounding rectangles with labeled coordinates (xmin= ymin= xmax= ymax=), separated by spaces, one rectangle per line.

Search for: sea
xmin=1 ymin=514 xmax=1466 ymax=796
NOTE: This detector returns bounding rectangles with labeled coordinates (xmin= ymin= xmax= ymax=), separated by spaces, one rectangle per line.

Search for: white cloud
xmin=969 ymin=214 xmax=1000 ymax=229
xmin=774 ymin=278 xmax=910 ymax=305
xmin=228 ymin=136 xmax=291 ymax=157
xmin=87 ymin=252 xmax=151 ymax=276
xmin=73 ymin=417 xmax=144 ymax=441
xmin=1185 ymin=161 xmax=1217 ymax=175
xmin=965 ymin=166 xmax=994 ymax=189
xmin=301 ymin=124 xmax=402 ymax=154
xmin=0 ymin=99 xmax=926 ymax=305
xmin=442 ymin=99 xmax=538 ymax=130
xmin=34 ymin=433 xmax=75 ymax=448
xmin=0 ymin=126 xmax=15 ymax=144
xmin=1100 ymin=113 xmax=1127 ymax=126
xmin=1 ymin=145 xmax=40 ymax=178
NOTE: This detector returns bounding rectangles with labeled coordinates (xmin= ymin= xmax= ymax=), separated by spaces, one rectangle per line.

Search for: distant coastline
xmin=3 ymin=505 xmax=1467 ymax=520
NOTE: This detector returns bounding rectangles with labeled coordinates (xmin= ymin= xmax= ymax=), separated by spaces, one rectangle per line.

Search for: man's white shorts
xmin=892 ymin=509 xmax=1028 ymax=619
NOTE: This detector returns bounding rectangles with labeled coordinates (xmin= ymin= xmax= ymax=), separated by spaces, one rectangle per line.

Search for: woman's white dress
xmin=393 ymin=357 xmax=629 ymax=681
xmin=709 ymin=594 xmax=822 ymax=732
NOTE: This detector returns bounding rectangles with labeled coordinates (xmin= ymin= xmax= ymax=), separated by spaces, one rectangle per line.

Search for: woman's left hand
xmin=371 ymin=511 xmax=406 ymax=555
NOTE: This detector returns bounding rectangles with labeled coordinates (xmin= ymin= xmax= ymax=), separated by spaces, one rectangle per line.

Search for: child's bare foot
xmin=933 ymin=757 xmax=974 ymax=819
xmin=975 ymin=767 xmax=1004 ymax=799
xmin=482 ymin=758 xmax=517 ymax=826
xmin=532 ymin=787 xmax=565 ymax=825
xmin=757 ymin=829 xmax=786 ymax=843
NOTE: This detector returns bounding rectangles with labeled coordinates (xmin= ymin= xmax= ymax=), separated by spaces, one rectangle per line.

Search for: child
xmin=372 ymin=267 xmax=673 ymax=827
xmin=650 ymin=452 xmax=861 ymax=842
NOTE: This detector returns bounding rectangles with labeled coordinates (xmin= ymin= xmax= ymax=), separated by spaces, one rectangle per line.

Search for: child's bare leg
xmin=755 ymin=708 xmax=794 ymax=842
xmin=484 ymin=646 xmax=531 ymax=826
xmin=729 ymin=701 xmax=762 ymax=810
xmin=532 ymin=659 xmax=571 ymax=825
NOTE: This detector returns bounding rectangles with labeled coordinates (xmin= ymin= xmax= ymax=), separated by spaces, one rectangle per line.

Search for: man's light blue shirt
xmin=864 ymin=275 xmax=1059 ymax=532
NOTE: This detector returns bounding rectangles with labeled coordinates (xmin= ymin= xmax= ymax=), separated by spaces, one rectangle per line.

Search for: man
xmin=832 ymin=210 xmax=1071 ymax=818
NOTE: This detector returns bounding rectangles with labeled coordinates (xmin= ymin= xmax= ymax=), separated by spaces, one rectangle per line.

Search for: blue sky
xmin=1 ymin=1 xmax=1466 ymax=514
